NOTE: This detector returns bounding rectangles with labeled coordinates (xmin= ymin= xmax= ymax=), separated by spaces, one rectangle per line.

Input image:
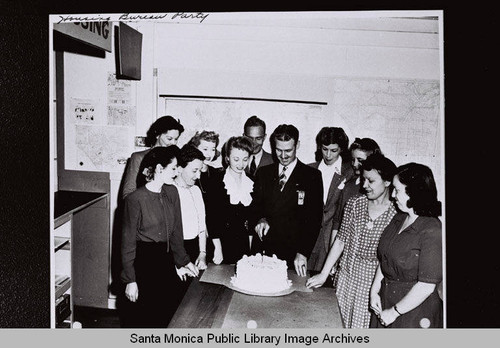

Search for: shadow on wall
xmin=108 ymin=160 xmax=130 ymax=326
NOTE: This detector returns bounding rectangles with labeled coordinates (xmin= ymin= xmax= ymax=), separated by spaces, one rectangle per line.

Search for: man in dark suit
xmin=307 ymin=127 xmax=354 ymax=272
xmin=250 ymin=124 xmax=323 ymax=276
xmin=243 ymin=115 xmax=274 ymax=179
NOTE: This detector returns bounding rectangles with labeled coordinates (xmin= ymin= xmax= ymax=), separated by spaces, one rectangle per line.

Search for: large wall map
xmin=161 ymin=77 xmax=442 ymax=198
xmin=331 ymin=78 xmax=442 ymax=196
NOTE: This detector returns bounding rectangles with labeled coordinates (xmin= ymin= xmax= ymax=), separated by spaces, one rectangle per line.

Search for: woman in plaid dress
xmin=307 ymin=153 xmax=397 ymax=328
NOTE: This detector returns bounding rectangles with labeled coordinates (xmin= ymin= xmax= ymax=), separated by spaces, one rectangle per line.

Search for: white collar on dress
xmin=223 ymin=169 xmax=254 ymax=206
xmin=318 ymin=156 xmax=342 ymax=175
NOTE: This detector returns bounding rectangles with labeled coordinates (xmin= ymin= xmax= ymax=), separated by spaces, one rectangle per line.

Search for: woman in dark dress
xmin=121 ymin=146 xmax=198 ymax=328
xmin=187 ymin=130 xmax=223 ymax=196
xmin=121 ymin=115 xmax=184 ymax=199
xmin=370 ymin=163 xmax=443 ymax=328
xmin=209 ymin=136 xmax=254 ymax=264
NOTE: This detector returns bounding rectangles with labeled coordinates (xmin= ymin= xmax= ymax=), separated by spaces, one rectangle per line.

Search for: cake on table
xmin=230 ymin=253 xmax=292 ymax=293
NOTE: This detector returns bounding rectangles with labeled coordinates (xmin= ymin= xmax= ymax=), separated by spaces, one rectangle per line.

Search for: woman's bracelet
xmin=393 ymin=305 xmax=403 ymax=316
xmin=199 ymin=251 xmax=206 ymax=254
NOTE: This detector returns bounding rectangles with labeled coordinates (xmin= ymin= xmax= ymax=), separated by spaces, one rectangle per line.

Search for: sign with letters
xmin=54 ymin=22 xmax=112 ymax=52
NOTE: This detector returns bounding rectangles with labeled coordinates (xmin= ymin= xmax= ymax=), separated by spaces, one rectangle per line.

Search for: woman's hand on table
xmin=294 ymin=253 xmax=308 ymax=277
xmin=306 ymin=271 xmax=328 ymax=289
xmin=185 ymin=262 xmax=199 ymax=277
xmin=177 ymin=262 xmax=199 ymax=281
xmin=195 ymin=252 xmax=208 ymax=270
xmin=125 ymin=282 xmax=139 ymax=302
xmin=213 ymin=245 xmax=223 ymax=265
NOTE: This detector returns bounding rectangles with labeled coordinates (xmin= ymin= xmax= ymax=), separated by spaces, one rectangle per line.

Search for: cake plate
xmin=199 ymin=264 xmax=312 ymax=297
xmin=227 ymin=282 xmax=295 ymax=297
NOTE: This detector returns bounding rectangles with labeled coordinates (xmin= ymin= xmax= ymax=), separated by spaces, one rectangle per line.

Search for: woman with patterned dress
xmin=307 ymin=153 xmax=397 ymax=328
xmin=370 ymin=163 xmax=442 ymax=328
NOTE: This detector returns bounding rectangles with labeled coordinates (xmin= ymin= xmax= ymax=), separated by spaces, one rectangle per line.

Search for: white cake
xmin=230 ymin=253 xmax=292 ymax=293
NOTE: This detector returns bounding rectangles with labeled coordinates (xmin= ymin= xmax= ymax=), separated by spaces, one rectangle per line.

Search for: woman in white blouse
xmin=208 ymin=136 xmax=255 ymax=264
xmin=174 ymin=145 xmax=208 ymax=271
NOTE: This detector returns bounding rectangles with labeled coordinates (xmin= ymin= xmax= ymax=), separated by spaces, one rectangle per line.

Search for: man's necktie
xmin=249 ymin=155 xmax=256 ymax=176
xmin=278 ymin=166 xmax=288 ymax=191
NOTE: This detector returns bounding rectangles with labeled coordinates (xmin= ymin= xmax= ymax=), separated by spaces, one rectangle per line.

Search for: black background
xmin=0 ymin=1 xmax=497 ymax=327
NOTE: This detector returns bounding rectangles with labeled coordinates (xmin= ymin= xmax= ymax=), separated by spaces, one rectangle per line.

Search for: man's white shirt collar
xmin=279 ymin=158 xmax=298 ymax=176
xmin=248 ymin=149 xmax=264 ymax=168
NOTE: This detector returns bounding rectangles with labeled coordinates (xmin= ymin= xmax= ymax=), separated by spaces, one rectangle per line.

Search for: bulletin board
xmin=64 ymin=73 xmax=136 ymax=173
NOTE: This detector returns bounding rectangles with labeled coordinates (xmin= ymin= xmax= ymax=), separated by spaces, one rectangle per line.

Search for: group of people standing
xmin=119 ymin=114 xmax=443 ymax=329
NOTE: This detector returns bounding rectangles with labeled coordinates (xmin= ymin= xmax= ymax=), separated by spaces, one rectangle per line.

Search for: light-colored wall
xmin=62 ymin=16 xmax=440 ymax=156
xmin=151 ymin=16 xmax=440 ymax=147
xmin=145 ymin=16 xmax=440 ymax=135
xmin=61 ymin=18 xmax=443 ymax=200
xmin=58 ymin=14 xmax=443 ymax=307
xmin=150 ymin=16 xmax=442 ymax=191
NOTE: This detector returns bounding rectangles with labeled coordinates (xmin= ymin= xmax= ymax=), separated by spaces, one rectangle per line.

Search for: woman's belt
xmin=384 ymin=278 xmax=417 ymax=285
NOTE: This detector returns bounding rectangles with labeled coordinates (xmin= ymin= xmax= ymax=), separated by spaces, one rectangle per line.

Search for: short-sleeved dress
xmin=335 ymin=195 xmax=397 ymax=328
xmin=371 ymin=213 xmax=443 ymax=328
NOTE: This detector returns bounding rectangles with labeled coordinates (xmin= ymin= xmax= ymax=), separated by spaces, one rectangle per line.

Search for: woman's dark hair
xmin=314 ymin=127 xmax=349 ymax=162
xmin=187 ymin=130 xmax=221 ymax=161
xmin=139 ymin=145 xmax=180 ymax=184
xmin=145 ymin=115 xmax=185 ymax=147
xmin=361 ymin=153 xmax=397 ymax=182
xmin=396 ymin=163 xmax=441 ymax=217
xmin=349 ymin=137 xmax=382 ymax=156
xmin=177 ymin=144 xmax=205 ymax=168
xmin=221 ymin=136 xmax=253 ymax=168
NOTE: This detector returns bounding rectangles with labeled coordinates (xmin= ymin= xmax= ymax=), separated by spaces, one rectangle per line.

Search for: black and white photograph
xmin=3 ymin=3 xmax=499 ymax=346
xmin=48 ymin=10 xmax=445 ymax=330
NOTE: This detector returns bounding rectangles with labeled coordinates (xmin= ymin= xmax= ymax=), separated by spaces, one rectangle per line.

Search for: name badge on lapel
xmin=297 ymin=190 xmax=305 ymax=205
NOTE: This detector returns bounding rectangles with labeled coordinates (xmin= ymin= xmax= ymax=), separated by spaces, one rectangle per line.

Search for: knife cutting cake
xmin=230 ymin=253 xmax=292 ymax=293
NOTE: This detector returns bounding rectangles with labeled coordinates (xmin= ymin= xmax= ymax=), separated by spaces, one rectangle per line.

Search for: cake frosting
xmin=230 ymin=253 xmax=292 ymax=293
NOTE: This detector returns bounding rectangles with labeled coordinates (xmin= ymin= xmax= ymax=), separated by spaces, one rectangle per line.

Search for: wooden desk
xmin=168 ymin=272 xmax=344 ymax=328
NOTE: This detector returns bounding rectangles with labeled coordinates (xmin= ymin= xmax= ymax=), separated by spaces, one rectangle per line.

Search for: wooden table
xmin=168 ymin=269 xmax=344 ymax=328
